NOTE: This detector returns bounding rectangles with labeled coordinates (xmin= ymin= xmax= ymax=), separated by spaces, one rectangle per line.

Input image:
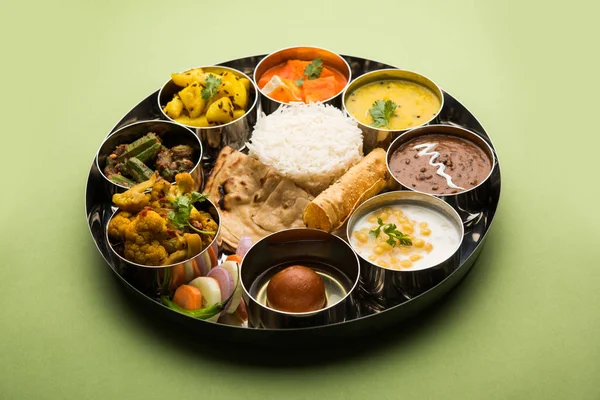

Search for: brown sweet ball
xmin=266 ymin=265 xmax=327 ymax=313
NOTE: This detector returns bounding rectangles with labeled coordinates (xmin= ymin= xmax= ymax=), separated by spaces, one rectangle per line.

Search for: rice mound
xmin=246 ymin=103 xmax=364 ymax=195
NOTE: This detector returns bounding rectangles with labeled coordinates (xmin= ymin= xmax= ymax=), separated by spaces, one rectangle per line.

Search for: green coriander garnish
xmin=295 ymin=78 xmax=305 ymax=87
xmin=370 ymin=217 xmax=412 ymax=247
xmin=201 ymin=75 xmax=222 ymax=100
xmin=369 ymin=99 xmax=397 ymax=128
xmin=167 ymin=191 xmax=215 ymax=235
xmin=304 ymin=58 xmax=323 ymax=80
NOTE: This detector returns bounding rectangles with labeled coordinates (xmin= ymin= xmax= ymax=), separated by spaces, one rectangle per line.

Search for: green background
xmin=1 ymin=0 xmax=599 ymax=398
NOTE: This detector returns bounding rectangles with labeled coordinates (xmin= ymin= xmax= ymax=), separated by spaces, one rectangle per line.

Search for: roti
xmin=203 ymin=146 xmax=313 ymax=249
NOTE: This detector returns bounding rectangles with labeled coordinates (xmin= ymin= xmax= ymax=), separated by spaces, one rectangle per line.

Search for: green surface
xmin=1 ymin=0 xmax=599 ymax=399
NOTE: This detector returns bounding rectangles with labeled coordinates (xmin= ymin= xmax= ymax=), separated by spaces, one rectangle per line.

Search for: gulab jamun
xmin=266 ymin=265 xmax=326 ymax=313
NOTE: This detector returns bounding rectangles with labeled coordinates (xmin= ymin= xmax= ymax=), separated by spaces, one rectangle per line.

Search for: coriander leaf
xmin=167 ymin=192 xmax=210 ymax=232
xmin=304 ymin=58 xmax=323 ymax=80
xmin=370 ymin=217 xmax=384 ymax=238
xmin=399 ymin=237 xmax=412 ymax=246
xmin=189 ymin=191 xmax=208 ymax=204
xmin=369 ymin=100 xmax=397 ymax=128
xmin=167 ymin=210 xmax=180 ymax=227
xmin=201 ymin=75 xmax=222 ymax=100
xmin=173 ymin=194 xmax=190 ymax=209
xmin=386 ymin=237 xmax=396 ymax=247
xmin=167 ymin=208 xmax=186 ymax=231
xmin=369 ymin=217 xmax=412 ymax=247
xmin=295 ymin=78 xmax=305 ymax=87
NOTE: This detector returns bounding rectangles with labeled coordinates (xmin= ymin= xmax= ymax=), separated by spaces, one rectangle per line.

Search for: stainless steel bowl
xmin=96 ymin=120 xmax=203 ymax=196
xmin=342 ymin=69 xmax=444 ymax=154
xmin=157 ymin=66 xmax=258 ymax=162
xmin=253 ymin=46 xmax=352 ymax=115
xmin=346 ymin=191 xmax=464 ymax=309
xmin=105 ymin=197 xmax=222 ymax=298
xmin=386 ymin=124 xmax=497 ymax=222
xmin=240 ymin=228 xmax=360 ymax=329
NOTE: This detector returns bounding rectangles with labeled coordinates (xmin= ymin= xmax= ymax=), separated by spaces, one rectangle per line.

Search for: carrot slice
xmin=173 ymin=284 xmax=203 ymax=310
xmin=226 ymin=254 xmax=243 ymax=263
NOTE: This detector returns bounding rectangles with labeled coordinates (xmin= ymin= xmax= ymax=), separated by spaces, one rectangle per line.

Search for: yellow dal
xmin=345 ymin=80 xmax=441 ymax=130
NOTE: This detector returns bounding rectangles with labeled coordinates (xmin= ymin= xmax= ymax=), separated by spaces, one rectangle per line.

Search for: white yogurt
xmin=351 ymin=203 xmax=461 ymax=271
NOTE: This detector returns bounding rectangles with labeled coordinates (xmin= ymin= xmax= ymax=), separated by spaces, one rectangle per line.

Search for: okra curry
xmin=102 ymin=132 xmax=198 ymax=188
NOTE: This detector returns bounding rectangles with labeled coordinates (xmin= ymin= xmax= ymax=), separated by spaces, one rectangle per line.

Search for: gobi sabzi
xmin=108 ymin=172 xmax=218 ymax=266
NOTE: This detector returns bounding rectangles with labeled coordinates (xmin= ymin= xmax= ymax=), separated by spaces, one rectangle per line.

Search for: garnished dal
xmin=369 ymin=99 xmax=397 ymax=128
xmin=346 ymin=78 xmax=441 ymax=131
xmin=388 ymin=133 xmax=493 ymax=195
xmin=413 ymin=143 xmax=465 ymax=190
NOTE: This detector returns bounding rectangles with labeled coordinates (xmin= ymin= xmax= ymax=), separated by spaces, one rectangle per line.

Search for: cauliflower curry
xmin=108 ymin=172 xmax=218 ymax=266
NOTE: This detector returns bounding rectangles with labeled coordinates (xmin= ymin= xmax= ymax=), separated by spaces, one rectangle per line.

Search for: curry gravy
xmin=389 ymin=134 xmax=492 ymax=195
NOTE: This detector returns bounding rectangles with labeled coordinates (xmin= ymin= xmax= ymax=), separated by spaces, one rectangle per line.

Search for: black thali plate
xmin=85 ymin=54 xmax=501 ymax=345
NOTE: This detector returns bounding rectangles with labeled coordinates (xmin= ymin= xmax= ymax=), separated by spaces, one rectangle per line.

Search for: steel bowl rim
xmin=157 ymin=65 xmax=259 ymax=131
xmin=240 ymin=227 xmax=361 ymax=317
xmin=95 ymin=119 xmax=203 ymax=191
xmin=104 ymin=196 xmax=222 ymax=269
xmin=341 ymin=68 xmax=445 ymax=133
xmin=346 ymin=190 xmax=465 ymax=272
xmin=252 ymin=45 xmax=352 ymax=108
xmin=385 ymin=123 xmax=497 ymax=197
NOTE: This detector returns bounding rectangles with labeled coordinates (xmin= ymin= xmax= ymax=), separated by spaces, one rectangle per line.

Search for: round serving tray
xmin=85 ymin=54 xmax=501 ymax=345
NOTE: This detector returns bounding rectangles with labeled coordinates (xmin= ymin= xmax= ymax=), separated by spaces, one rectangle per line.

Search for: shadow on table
xmin=94 ymin=230 xmax=499 ymax=370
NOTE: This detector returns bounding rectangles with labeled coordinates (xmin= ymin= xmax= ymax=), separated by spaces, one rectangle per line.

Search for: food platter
xmin=85 ymin=51 xmax=501 ymax=345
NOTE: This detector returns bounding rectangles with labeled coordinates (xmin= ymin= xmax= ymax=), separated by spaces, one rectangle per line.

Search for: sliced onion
xmin=188 ymin=276 xmax=221 ymax=322
xmin=183 ymin=260 xmax=196 ymax=283
xmin=236 ymin=235 xmax=253 ymax=259
xmin=221 ymin=260 xmax=243 ymax=314
xmin=197 ymin=251 xmax=212 ymax=276
xmin=207 ymin=267 xmax=234 ymax=305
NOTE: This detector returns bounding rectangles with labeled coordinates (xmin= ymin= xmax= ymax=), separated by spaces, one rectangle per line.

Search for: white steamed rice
xmin=246 ymin=103 xmax=363 ymax=194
